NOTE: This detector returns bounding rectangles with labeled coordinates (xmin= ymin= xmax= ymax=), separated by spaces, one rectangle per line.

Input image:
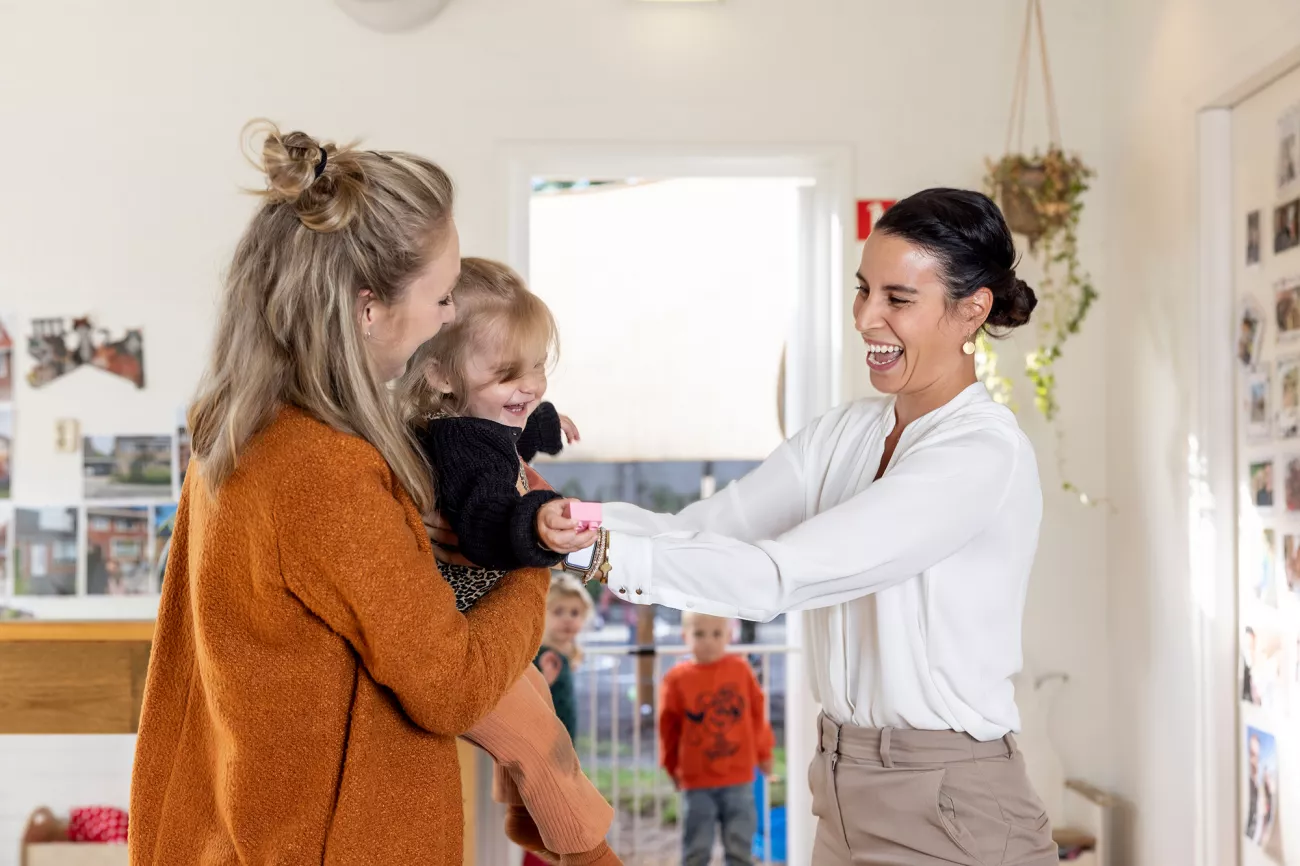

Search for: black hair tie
xmin=314 ymin=147 xmax=328 ymax=179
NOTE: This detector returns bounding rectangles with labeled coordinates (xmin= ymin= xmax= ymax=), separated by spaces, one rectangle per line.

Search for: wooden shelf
xmin=0 ymin=620 xmax=155 ymax=643
xmin=0 ymin=621 xmax=154 ymax=734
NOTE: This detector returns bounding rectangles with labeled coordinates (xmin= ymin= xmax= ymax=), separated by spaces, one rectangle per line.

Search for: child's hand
xmin=538 ymin=649 xmax=564 ymax=685
xmin=559 ymin=414 xmax=581 ymax=445
xmin=536 ymin=499 xmax=599 ymax=555
xmin=759 ymin=759 xmax=775 ymax=777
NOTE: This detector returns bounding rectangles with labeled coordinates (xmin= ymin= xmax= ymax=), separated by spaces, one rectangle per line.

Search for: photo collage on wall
xmin=0 ymin=312 xmax=183 ymax=612
xmin=0 ymin=312 xmax=13 ymax=608
xmin=1233 ymin=100 xmax=1300 ymax=864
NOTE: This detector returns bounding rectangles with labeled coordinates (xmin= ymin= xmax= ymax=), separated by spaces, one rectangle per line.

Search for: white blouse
xmin=602 ymin=382 xmax=1042 ymax=740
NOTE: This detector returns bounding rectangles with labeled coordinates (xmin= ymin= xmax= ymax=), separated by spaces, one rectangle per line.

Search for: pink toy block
xmin=565 ymin=501 xmax=603 ymax=530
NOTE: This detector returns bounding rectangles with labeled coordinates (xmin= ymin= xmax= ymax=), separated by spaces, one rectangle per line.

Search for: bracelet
xmin=592 ymin=529 xmax=612 ymax=584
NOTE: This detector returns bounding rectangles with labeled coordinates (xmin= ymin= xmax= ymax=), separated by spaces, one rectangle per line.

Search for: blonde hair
xmin=398 ymin=257 xmax=558 ymax=421
xmin=189 ymin=120 xmax=455 ymax=511
xmin=547 ymin=572 xmax=595 ymax=663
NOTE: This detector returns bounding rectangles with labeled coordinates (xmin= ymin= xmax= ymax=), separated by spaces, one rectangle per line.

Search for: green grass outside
xmin=114 ymin=465 xmax=172 ymax=484
xmin=585 ymin=747 xmax=788 ymax=827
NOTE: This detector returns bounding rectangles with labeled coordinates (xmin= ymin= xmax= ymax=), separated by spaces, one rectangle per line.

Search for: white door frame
xmin=501 ymin=141 xmax=854 ymax=866
xmin=1194 ymin=50 xmax=1300 ymax=866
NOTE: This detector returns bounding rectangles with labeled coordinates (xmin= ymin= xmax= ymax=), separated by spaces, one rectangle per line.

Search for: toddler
xmin=660 ymin=612 xmax=774 ymax=866
xmin=400 ymin=257 xmax=614 ymax=866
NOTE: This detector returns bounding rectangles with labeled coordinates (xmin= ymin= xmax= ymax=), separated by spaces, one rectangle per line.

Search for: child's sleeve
xmin=420 ymin=419 xmax=563 ymax=570
xmin=747 ymin=663 xmax=776 ymax=765
xmin=517 ymin=402 xmax=564 ymax=463
xmin=659 ymin=672 xmax=684 ymax=781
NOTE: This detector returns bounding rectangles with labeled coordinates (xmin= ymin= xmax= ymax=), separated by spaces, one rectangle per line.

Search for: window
xmin=114 ymin=519 xmax=139 ymax=532
xmin=111 ymin=539 xmax=142 ymax=561
xmin=54 ymin=540 xmax=78 ymax=562
xmin=29 ymin=544 xmax=48 ymax=577
xmin=90 ymin=517 xmax=112 ymax=532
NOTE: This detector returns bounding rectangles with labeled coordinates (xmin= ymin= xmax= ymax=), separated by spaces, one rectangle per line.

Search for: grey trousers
xmin=809 ymin=714 xmax=1058 ymax=866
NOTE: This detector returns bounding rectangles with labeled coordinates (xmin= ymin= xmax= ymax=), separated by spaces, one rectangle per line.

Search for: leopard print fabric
xmin=444 ymin=563 xmax=512 ymax=612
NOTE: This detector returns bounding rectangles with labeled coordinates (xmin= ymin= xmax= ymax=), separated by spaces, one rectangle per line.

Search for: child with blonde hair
xmin=399 ymin=258 xmax=616 ymax=866
xmin=536 ymin=573 xmax=596 ymax=741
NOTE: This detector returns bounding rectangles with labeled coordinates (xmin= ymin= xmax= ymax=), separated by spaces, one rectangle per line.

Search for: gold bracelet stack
xmin=586 ymin=528 xmax=612 ymax=585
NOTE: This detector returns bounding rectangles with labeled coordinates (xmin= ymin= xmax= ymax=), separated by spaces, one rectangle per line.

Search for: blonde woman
xmin=129 ymin=123 xmax=550 ymax=865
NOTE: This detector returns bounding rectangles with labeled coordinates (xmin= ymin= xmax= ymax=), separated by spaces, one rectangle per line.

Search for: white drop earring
xmin=962 ymin=337 xmax=976 ymax=355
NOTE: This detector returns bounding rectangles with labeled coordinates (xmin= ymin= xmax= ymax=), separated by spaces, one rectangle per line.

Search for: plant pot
xmin=1000 ymin=167 xmax=1046 ymax=240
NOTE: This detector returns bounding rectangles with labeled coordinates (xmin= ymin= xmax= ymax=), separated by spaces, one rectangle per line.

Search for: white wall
xmin=0 ymin=1 xmax=1114 ymax=863
xmin=1101 ymin=2 xmax=1300 ymax=864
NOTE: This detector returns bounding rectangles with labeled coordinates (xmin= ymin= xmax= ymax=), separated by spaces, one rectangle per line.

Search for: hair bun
xmin=987 ymin=276 xmax=1037 ymax=329
xmin=243 ymin=119 xmax=365 ymax=234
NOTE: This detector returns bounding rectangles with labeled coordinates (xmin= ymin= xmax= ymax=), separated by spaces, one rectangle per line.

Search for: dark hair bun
xmin=987 ymin=277 xmax=1037 ymax=329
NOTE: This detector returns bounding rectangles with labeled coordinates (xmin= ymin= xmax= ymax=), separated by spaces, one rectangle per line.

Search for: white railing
xmin=578 ymin=644 xmax=797 ymax=866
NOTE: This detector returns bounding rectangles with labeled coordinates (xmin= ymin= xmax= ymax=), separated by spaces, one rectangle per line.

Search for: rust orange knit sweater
xmin=128 ymin=407 xmax=549 ymax=865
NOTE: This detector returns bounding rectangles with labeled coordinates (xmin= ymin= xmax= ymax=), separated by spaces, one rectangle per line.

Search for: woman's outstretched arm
xmin=605 ymin=425 xmax=1032 ymax=621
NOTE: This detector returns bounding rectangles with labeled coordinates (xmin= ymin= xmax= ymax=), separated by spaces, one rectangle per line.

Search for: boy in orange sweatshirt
xmin=659 ymin=612 xmax=775 ymax=866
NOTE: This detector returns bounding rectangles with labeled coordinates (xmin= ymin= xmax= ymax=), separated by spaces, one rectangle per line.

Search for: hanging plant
xmin=980 ymin=0 xmax=1101 ymax=506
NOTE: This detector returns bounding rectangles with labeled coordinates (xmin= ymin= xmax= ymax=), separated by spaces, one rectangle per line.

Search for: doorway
xmin=489 ymin=144 xmax=851 ymax=866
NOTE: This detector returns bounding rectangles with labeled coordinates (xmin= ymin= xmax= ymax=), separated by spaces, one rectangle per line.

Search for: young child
xmin=660 ymin=613 xmax=775 ymax=866
xmin=536 ymin=573 xmax=596 ymax=742
xmin=399 ymin=257 xmax=616 ymax=866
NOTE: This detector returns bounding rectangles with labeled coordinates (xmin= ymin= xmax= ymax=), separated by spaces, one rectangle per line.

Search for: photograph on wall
xmin=1275 ymin=203 xmax=1300 ymax=255
xmin=154 ymin=504 xmax=176 ymax=589
xmin=1278 ymin=359 xmax=1300 ymax=437
xmin=1280 ymin=107 xmax=1298 ymax=194
xmin=0 ymin=314 xmax=12 ymax=403
xmin=1244 ymin=726 xmax=1283 ymax=861
xmin=26 ymin=316 xmax=144 ymax=390
xmin=175 ymin=407 xmax=190 ymax=496
xmin=1276 ymin=279 xmax=1300 ymax=339
xmin=13 ymin=507 xmax=78 ymax=595
xmin=1252 ymin=461 xmax=1276 ymax=508
xmin=1254 ymin=529 xmax=1280 ymax=607
xmin=0 ymin=506 xmax=10 ymax=594
xmin=83 ymin=434 xmax=173 ymax=500
xmin=1248 ymin=369 xmax=1273 ymax=440
xmin=1249 ymin=210 xmax=1263 ymax=267
xmin=0 ymin=406 xmax=10 ymax=500
xmin=1289 ymin=532 xmax=1300 ymax=601
xmin=1241 ymin=296 xmax=1266 ymax=366
xmin=85 ymin=506 xmax=153 ymax=595
xmin=1242 ymin=622 xmax=1285 ymax=712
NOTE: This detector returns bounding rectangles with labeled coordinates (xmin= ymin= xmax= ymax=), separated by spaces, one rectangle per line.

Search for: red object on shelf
xmin=856 ymin=199 xmax=897 ymax=241
xmin=67 ymin=806 xmax=128 ymax=843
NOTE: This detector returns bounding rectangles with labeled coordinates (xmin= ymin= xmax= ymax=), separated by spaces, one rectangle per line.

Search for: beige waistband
xmin=818 ymin=713 xmax=1016 ymax=767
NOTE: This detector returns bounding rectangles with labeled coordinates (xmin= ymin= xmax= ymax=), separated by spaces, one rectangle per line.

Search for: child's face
xmin=684 ymin=615 xmax=730 ymax=665
xmin=461 ymin=344 xmax=548 ymax=428
xmin=546 ymin=596 xmax=587 ymax=645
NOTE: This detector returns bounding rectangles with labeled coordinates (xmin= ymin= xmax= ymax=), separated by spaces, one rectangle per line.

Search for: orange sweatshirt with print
xmin=659 ymin=654 xmax=775 ymax=791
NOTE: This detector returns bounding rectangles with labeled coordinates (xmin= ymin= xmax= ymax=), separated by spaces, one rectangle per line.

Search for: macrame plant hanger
xmin=999 ymin=0 xmax=1064 ymax=245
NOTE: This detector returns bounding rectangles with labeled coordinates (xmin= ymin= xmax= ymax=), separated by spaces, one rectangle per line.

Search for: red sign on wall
xmin=856 ymin=199 xmax=897 ymax=241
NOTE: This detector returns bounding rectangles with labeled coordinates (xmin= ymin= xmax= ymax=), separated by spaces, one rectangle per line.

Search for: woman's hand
xmin=559 ymin=414 xmax=581 ymax=445
xmin=424 ymin=510 xmax=476 ymax=567
xmin=536 ymin=498 xmax=599 ymax=555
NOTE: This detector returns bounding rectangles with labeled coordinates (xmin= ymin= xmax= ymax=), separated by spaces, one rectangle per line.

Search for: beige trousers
xmin=809 ymin=714 xmax=1057 ymax=866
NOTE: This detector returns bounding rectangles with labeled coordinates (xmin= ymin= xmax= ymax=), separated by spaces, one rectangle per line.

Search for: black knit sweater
xmin=416 ymin=401 xmax=565 ymax=573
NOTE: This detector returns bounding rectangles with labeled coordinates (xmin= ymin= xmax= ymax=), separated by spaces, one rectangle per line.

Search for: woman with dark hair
xmin=585 ymin=189 xmax=1057 ymax=864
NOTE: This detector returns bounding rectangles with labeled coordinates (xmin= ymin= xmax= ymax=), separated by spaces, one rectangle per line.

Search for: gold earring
xmin=962 ymin=337 xmax=976 ymax=355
